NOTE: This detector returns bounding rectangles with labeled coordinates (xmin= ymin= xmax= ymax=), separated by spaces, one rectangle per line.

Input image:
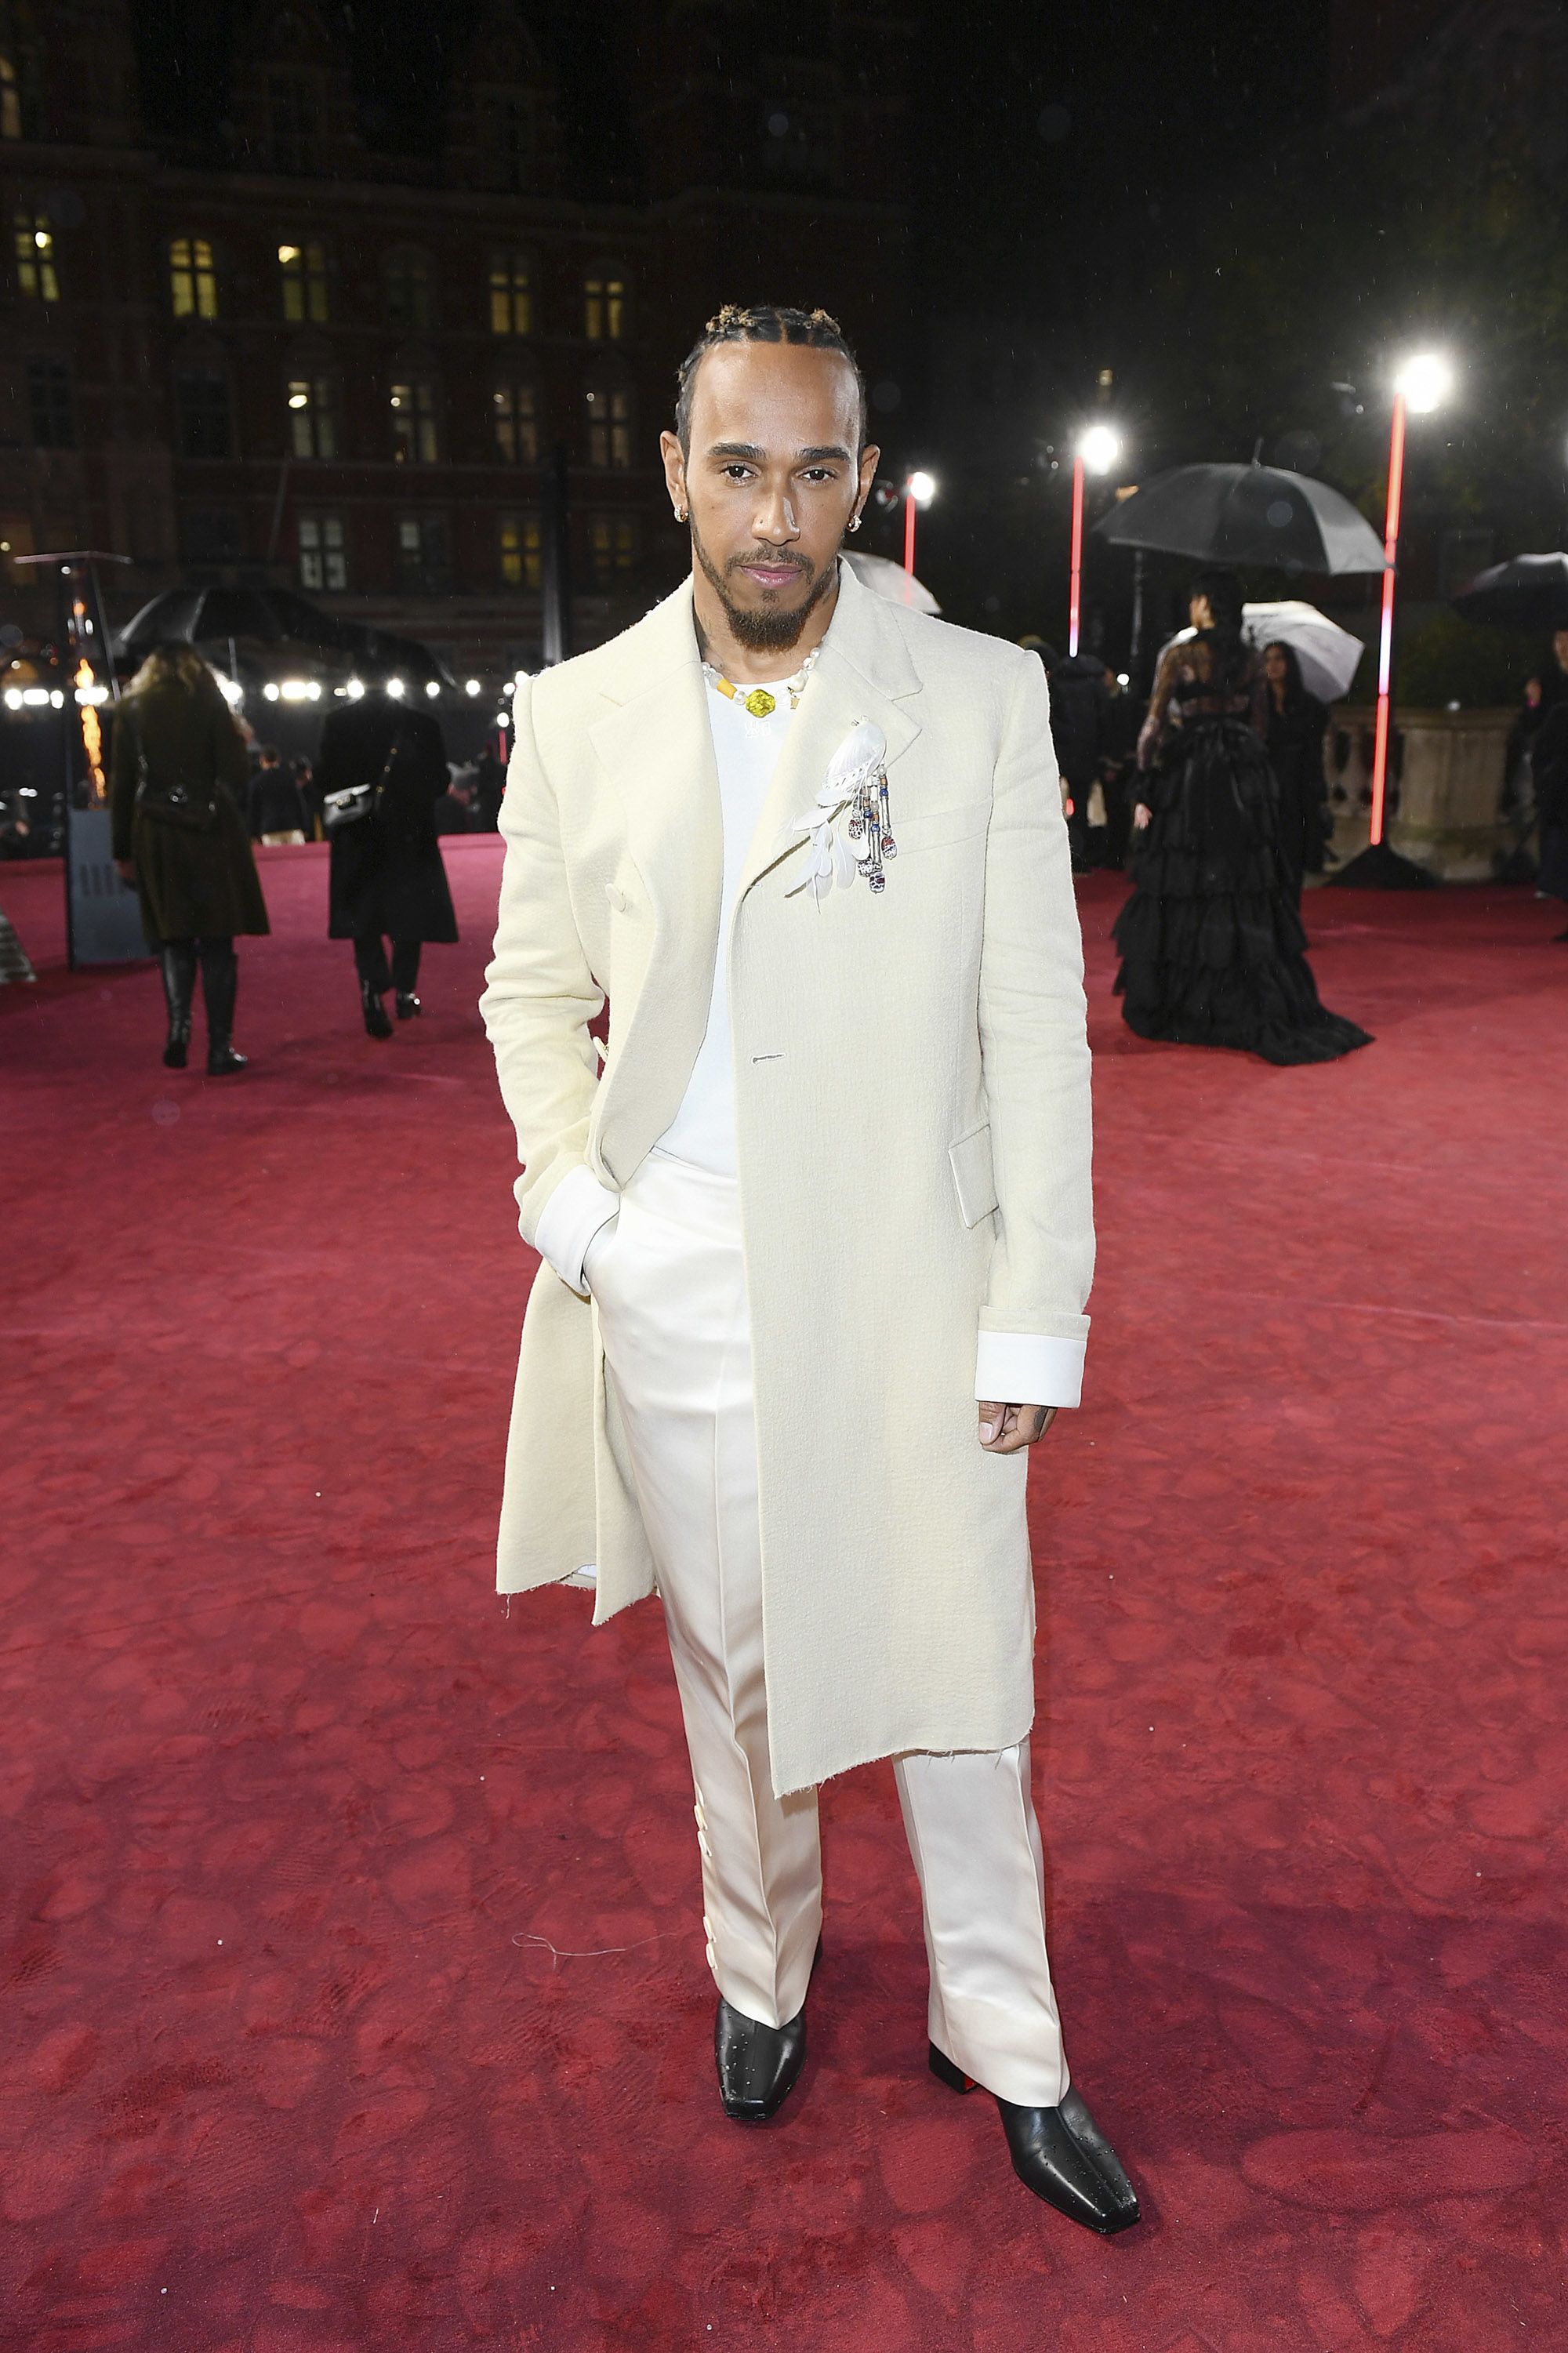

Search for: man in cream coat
xmin=480 ymin=304 xmax=1138 ymax=2235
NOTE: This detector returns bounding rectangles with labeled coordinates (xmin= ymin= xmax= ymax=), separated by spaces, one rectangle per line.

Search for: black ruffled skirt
xmin=1113 ymin=720 xmax=1372 ymax=1066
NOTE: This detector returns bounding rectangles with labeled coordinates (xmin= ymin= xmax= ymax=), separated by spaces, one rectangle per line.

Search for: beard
xmin=689 ymin=518 xmax=839 ymax=652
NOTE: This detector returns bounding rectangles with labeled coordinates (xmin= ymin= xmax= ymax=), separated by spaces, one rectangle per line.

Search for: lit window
xmin=169 ymin=235 xmax=219 ymax=320
xmin=278 ymin=240 xmax=329 ymax=324
xmin=584 ymin=383 xmax=631 ymax=470
xmin=13 ymin=209 xmax=56 ymax=302
xmin=383 ymin=247 xmax=431 ymax=329
xmin=489 ymin=252 xmax=532 ymax=337
xmin=299 ymin=514 xmax=347 ymax=592
xmin=587 ymin=515 xmax=637 ymax=588
xmin=27 ymin=356 xmax=71 ymax=448
xmin=499 ymin=513 xmax=541 ymax=590
xmin=1 ymin=55 xmax=20 ymax=141
xmin=175 ymin=369 xmax=232 ymax=459
xmin=286 ymin=376 xmax=336 ymax=459
xmin=492 ymin=381 xmax=539 ymax=465
xmin=396 ymin=514 xmax=449 ymax=594
xmin=583 ymin=271 xmax=626 ymax=342
xmin=390 ymin=379 xmax=439 ymax=464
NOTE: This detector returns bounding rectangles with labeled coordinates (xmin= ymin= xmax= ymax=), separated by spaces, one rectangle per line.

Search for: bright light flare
xmin=386 ymin=677 xmax=406 ymax=699
xmin=1076 ymin=423 xmax=1123 ymax=474
xmin=464 ymin=677 xmax=481 ymax=696
xmin=906 ymin=470 xmax=937 ymax=507
xmin=1393 ymin=351 xmax=1453 ymax=415
xmin=424 ymin=680 xmax=441 ymax=698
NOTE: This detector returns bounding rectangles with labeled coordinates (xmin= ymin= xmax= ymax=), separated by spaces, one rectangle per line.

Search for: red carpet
xmin=3 ymin=844 xmax=1566 ymax=2351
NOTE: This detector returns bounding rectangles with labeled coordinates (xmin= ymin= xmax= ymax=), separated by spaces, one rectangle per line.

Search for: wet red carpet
xmin=3 ymin=844 xmax=1566 ymax=2351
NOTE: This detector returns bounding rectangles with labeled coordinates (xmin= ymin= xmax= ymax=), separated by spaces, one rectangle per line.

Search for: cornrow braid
xmin=673 ymin=303 xmax=869 ymax=453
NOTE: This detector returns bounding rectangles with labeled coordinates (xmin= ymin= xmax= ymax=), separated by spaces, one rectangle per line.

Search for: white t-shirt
xmin=652 ymin=677 xmax=797 ymax=1175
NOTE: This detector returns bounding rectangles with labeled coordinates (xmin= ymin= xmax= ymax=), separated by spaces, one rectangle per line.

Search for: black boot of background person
xmin=198 ymin=937 xmax=247 ymax=1076
xmin=159 ymin=941 xmax=198 ymax=1069
xmin=354 ymin=935 xmax=395 ymax=1038
xmin=391 ymin=937 xmax=422 ymax=1021
xmin=929 ymin=2043 xmax=1140 ymax=2236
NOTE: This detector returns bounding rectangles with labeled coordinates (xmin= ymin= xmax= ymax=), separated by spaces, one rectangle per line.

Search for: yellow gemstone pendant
xmin=742 ymin=688 xmax=777 ymax=719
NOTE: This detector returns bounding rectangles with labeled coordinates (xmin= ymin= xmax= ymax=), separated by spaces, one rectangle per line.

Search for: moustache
xmin=726 ymin=550 xmax=813 ymax=579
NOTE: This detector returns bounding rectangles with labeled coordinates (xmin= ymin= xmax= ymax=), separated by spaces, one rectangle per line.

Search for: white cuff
xmin=975 ymin=1330 xmax=1086 ymax=1411
xmin=532 ymin=1164 xmax=621 ymax=1295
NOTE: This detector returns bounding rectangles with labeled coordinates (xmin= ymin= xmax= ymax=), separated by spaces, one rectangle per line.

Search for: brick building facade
xmin=0 ymin=0 xmax=912 ymax=685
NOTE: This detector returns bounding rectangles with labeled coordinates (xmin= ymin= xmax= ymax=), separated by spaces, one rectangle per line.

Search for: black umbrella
xmin=113 ymin=583 xmax=343 ymax=663
xmin=1094 ymin=462 xmax=1385 ymax=575
xmin=332 ymin=620 xmax=456 ymax=689
xmin=1451 ymin=553 xmax=1568 ymax=631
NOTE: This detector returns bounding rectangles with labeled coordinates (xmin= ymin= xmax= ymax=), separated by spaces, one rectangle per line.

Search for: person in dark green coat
xmin=110 ymin=645 xmax=269 ymax=1073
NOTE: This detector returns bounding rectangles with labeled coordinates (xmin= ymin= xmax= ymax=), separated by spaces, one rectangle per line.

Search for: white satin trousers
xmin=588 ymin=1149 xmax=1069 ymax=2108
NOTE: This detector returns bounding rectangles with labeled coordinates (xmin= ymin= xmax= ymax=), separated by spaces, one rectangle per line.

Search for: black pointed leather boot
xmin=361 ymin=977 xmax=394 ymax=1038
xmin=715 ymin=1997 xmax=807 ymax=2122
xmin=929 ymin=2044 xmax=1140 ymax=2235
xmin=199 ymin=941 xmax=247 ymax=1075
xmin=159 ymin=943 xmax=198 ymax=1069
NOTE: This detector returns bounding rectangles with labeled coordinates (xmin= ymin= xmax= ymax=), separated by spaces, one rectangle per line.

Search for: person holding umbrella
xmin=317 ymin=690 xmax=458 ymax=1036
xmin=1113 ymin=570 xmax=1371 ymax=1065
xmin=1261 ymin=641 xmax=1333 ymax=907
xmin=110 ymin=644 xmax=268 ymax=1073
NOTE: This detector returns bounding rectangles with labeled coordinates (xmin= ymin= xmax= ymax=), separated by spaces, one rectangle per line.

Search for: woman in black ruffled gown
xmin=1112 ymin=571 xmax=1371 ymax=1066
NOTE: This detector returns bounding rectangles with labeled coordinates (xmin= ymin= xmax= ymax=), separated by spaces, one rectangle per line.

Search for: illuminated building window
xmin=13 ymin=209 xmax=56 ymax=301
xmin=395 ymin=513 xmax=449 ymax=594
xmin=390 ymin=378 xmax=439 ymax=464
xmin=583 ymin=271 xmax=626 ymax=342
xmin=0 ymin=9 xmax=41 ymax=142
xmin=278 ymin=239 xmax=329 ymax=324
xmin=0 ymin=54 xmax=20 ymax=141
xmin=299 ymin=514 xmax=347 ymax=591
xmin=586 ymin=515 xmax=637 ymax=589
xmin=174 ymin=369 xmax=233 ymax=459
xmin=383 ymin=247 xmax=432 ymax=329
xmin=489 ymin=251 xmax=532 ymax=337
xmin=169 ymin=235 xmax=219 ymax=320
xmin=286 ymin=375 xmax=336 ymax=459
xmin=498 ymin=513 xmax=541 ymax=590
xmin=492 ymin=381 xmax=539 ymax=465
xmin=584 ymin=382 xmax=631 ymax=470
xmin=27 ymin=355 xmax=71 ymax=448
xmin=268 ymin=71 xmax=318 ymax=173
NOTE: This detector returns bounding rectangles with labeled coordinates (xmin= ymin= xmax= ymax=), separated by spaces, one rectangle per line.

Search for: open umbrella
xmin=332 ymin=620 xmax=456 ymax=688
xmin=113 ymin=584 xmax=342 ymax=664
xmin=1094 ymin=462 xmax=1385 ymax=576
xmin=1159 ymin=600 xmax=1365 ymax=703
xmin=843 ymin=550 xmax=940 ymax=614
xmin=1451 ymin=553 xmax=1568 ymax=631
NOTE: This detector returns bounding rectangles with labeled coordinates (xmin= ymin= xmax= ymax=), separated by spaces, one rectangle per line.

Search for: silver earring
xmin=848 ymin=513 xmax=862 ymax=533
xmin=675 ymin=505 xmax=688 ymax=523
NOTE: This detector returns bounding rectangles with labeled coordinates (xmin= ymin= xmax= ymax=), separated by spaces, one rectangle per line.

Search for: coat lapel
xmin=736 ymin=561 xmax=924 ymax=905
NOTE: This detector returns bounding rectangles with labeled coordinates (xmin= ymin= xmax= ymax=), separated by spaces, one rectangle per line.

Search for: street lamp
xmin=903 ymin=470 xmax=936 ymax=579
xmin=1369 ymin=350 xmax=1454 ymax=846
xmin=1069 ymin=426 xmax=1122 ymax=656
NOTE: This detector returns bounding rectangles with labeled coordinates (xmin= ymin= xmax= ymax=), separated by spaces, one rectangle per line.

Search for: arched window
xmin=492 ymin=379 xmax=539 ymax=465
xmin=13 ymin=207 xmax=56 ymax=301
xmin=286 ymin=374 xmax=336 ymax=459
xmin=390 ymin=377 xmax=439 ymax=464
xmin=278 ymin=239 xmax=329 ymax=324
xmin=583 ymin=380 xmax=631 ymax=470
xmin=489 ymin=251 xmax=532 ymax=337
xmin=169 ymin=237 xmax=219 ymax=321
xmin=383 ymin=247 xmax=432 ymax=330
xmin=583 ymin=268 xmax=626 ymax=342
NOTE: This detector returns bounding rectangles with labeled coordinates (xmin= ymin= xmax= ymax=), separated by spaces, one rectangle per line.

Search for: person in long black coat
xmin=1261 ymin=641 xmax=1332 ymax=909
xmin=1047 ymin=649 xmax=1111 ymax=871
xmin=110 ymin=644 xmax=268 ymax=1073
xmin=1529 ymin=699 xmax=1568 ymax=935
xmin=317 ymin=697 xmax=458 ymax=1037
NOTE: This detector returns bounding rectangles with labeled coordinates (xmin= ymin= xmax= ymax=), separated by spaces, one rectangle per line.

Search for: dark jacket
xmin=318 ymin=701 xmax=459 ymax=944
xmin=1530 ymin=703 xmax=1568 ymax=899
xmin=1265 ymin=690 xmax=1332 ymax=883
xmin=249 ymin=765 xmax=310 ymax=837
xmin=1046 ymin=654 xmax=1109 ymax=790
xmin=109 ymin=672 xmax=269 ymax=944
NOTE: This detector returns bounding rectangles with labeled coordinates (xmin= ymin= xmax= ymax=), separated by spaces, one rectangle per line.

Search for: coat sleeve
xmin=109 ymin=701 xmax=138 ymax=861
xmin=479 ymin=676 xmax=617 ymax=1259
xmin=975 ymin=651 xmax=1094 ymax=1408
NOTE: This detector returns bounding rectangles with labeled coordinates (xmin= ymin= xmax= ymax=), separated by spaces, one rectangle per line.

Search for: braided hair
xmin=673 ymin=303 xmax=868 ymax=454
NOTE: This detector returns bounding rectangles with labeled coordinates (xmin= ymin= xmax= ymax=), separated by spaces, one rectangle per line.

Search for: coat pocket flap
xmin=948 ymin=1121 xmax=997 ymax=1227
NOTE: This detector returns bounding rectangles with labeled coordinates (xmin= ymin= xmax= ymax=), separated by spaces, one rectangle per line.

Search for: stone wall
xmin=1325 ymin=706 xmax=1515 ymax=881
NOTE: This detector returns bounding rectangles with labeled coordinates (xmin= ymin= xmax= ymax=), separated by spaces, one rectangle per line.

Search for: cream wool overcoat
xmin=480 ymin=560 xmax=1093 ymax=1797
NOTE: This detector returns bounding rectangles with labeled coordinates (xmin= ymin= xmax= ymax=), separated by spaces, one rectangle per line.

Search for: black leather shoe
xmin=394 ymin=990 xmax=422 ymax=1019
xmin=205 ymin=1046 xmax=248 ymax=1076
xmin=361 ymin=979 xmax=394 ymax=1039
xmin=929 ymin=2043 xmax=1140 ymax=2235
xmin=715 ymin=1997 xmax=807 ymax=2122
